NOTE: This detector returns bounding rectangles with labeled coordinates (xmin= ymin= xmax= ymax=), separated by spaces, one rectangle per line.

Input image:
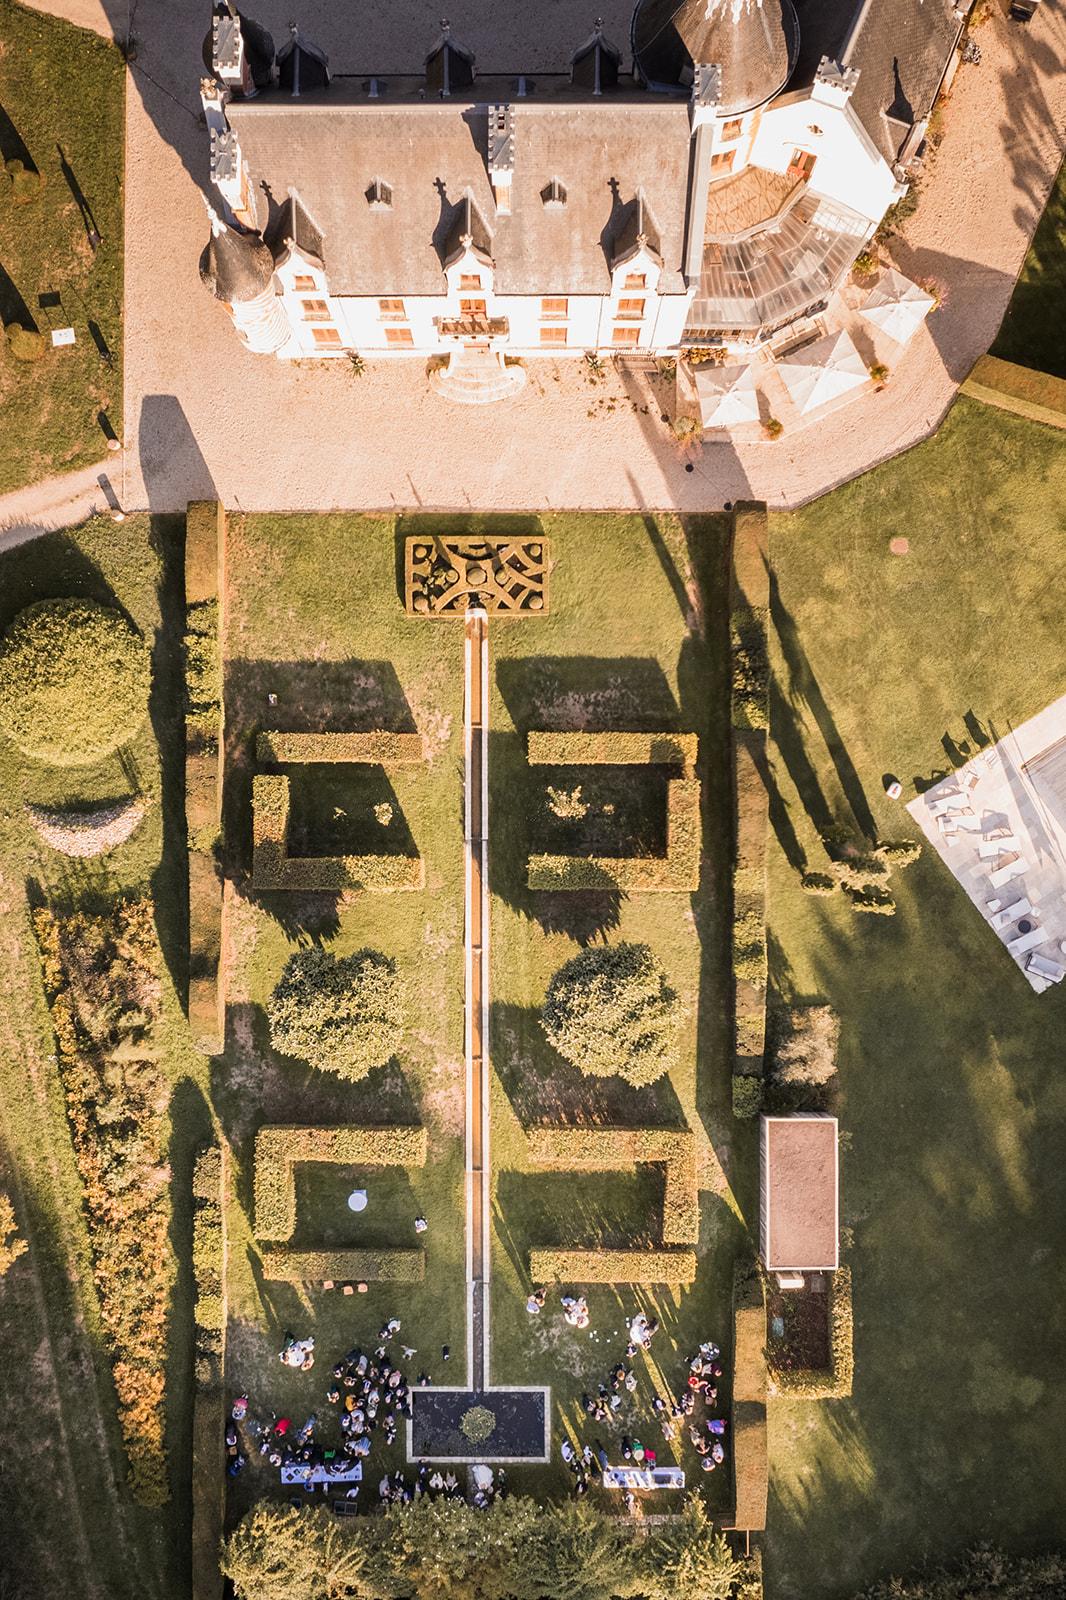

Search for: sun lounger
xmin=1026 ymin=952 xmax=1066 ymax=983
xmin=979 ymin=833 xmax=1020 ymax=859
xmin=953 ymin=812 xmax=984 ymax=832
xmin=989 ymin=857 xmax=1028 ymax=888
xmin=989 ymin=897 xmax=1030 ymax=931
xmin=1007 ymin=926 xmax=1045 ymax=956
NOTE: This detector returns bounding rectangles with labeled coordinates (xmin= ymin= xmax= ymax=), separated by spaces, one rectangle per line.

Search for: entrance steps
xmin=431 ymin=348 xmax=527 ymax=405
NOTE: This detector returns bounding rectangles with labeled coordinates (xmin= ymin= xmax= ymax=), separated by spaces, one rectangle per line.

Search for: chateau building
xmin=199 ymin=0 xmax=971 ymax=385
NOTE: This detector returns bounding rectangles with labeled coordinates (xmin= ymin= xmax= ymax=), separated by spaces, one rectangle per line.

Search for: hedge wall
xmin=769 ymin=1266 xmax=854 ymax=1399
xmin=185 ymin=502 xmax=225 ymax=1056
xmin=961 ymin=354 xmax=1066 ymax=431
xmin=260 ymin=1248 xmax=425 ymax=1284
xmin=192 ymin=1145 xmax=226 ymax=1600
xmin=252 ymin=774 xmax=425 ymax=892
xmin=525 ymin=1127 xmax=698 ymax=1246
xmin=527 ymin=731 xmax=698 ymax=771
xmin=528 ymin=777 xmax=700 ymax=892
xmin=732 ymin=1402 xmax=768 ymax=1533
xmin=730 ymin=505 xmax=771 ymax=1120
xmin=254 ymin=1124 xmax=428 ymax=1241
xmin=732 ymin=1260 xmax=768 ymax=1531
xmin=256 ymin=731 xmax=426 ymax=766
xmin=529 ymin=1248 xmax=698 ymax=1284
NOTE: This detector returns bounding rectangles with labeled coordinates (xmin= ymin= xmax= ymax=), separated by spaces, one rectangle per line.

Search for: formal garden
xmin=0 ymin=389 xmax=1065 ymax=1600
xmin=0 ymin=0 xmax=124 ymax=492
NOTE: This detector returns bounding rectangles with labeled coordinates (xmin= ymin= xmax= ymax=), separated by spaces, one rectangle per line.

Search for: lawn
xmin=0 ymin=0 xmax=124 ymax=493
xmin=762 ymin=396 xmax=1066 ymax=1598
xmin=218 ymin=514 xmax=468 ymax=1524
xmin=486 ymin=512 xmax=750 ymax=1506
xmin=0 ymin=512 xmax=194 ymax=1600
xmin=991 ymin=155 xmax=1066 ymax=380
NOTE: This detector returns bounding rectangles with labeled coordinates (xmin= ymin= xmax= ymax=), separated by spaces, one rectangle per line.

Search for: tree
xmin=541 ymin=942 xmax=681 ymax=1088
xmin=638 ymin=1498 xmax=740 ymax=1600
xmin=0 ymin=599 xmax=150 ymax=766
xmin=221 ymin=1505 xmax=375 ymax=1600
xmin=267 ymin=947 xmax=404 ymax=1081
xmin=0 ymin=1195 xmax=26 ymax=1276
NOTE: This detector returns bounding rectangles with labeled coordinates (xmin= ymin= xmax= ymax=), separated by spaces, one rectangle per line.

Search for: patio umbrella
xmin=859 ymin=269 xmax=935 ymax=345
xmin=693 ymin=362 xmax=760 ymax=429
xmin=778 ymin=329 xmax=868 ymax=415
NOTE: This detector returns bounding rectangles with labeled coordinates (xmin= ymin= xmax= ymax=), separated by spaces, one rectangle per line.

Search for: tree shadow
xmin=148 ymin=513 xmax=189 ymax=1004
xmin=491 ymin=1000 xmax=686 ymax=1129
xmin=0 ymin=261 xmax=36 ymax=331
xmin=770 ymin=567 xmax=877 ymax=842
xmin=57 ymin=143 xmax=102 ymax=250
xmin=0 ymin=103 xmax=35 ymax=171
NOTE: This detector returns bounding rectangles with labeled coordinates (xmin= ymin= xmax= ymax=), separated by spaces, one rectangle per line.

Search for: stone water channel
xmin=407 ymin=609 xmax=550 ymax=1464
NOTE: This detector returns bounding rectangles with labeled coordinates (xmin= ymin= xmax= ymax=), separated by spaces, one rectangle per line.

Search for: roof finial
xmin=202 ymin=195 xmax=227 ymax=238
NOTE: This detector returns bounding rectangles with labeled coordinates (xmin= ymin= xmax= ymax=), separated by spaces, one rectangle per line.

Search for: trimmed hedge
xmin=252 ymin=774 xmax=425 ymax=891
xmin=732 ymin=1402 xmax=768 ymax=1533
xmin=731 ymin=607 xmax=769 ymax=733
xmin=526 ymin=1126 xmax=698 ymax=1245
xmin=254 ymin=1124 xmax=428 ymax=1241
xmin=961 ymin=354 xmax=1066 ymax=431
xmin=261 ymin=1249 xmax=425 ymax=1284
xmin=256 ymin=730 xmax=425 ymax=765
xmin=528 ymin=777 xmax=700 ymax=892
xmin=733 ymin=1260 xmax=767 ymax=1405
xmin=192 ymin=1145 xmax=226 ymax=1600
xmin=529 ymin=1248 xmax=698 ymax=1284
xmin=769 ymin=1266 xmax=854 ymax=1399
xmin=0 ymin=598 xmax=150 ymax=766
xmin=527 ymin=730 xmax=698 ymax=770
xmin=185 ymin=503 xmax=225 ymax=1057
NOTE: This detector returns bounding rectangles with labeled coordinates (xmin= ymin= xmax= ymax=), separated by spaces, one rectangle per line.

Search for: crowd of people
xmin=532 ymin=1295 xmax=729 ymax=1498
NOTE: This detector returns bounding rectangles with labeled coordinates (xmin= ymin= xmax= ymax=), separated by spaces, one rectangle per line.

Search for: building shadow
xmin=148 ymin=511 xmax=190 ymax=1002
xmin=138 ymin=393 xmax=218 ymax=514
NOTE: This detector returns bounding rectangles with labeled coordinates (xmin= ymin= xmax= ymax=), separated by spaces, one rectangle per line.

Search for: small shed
xmin=759 ymin=1114 xmax=839 ymax=1281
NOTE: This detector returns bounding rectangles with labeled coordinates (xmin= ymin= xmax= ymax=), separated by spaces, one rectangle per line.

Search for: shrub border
xmin=253 ymin=1123 xmax=428 ymax=1242
xmin=525 ymin=1126 xmax=698 ymax=1246
xmin=256 ymin=731 xmax=426 ymax=765
xmin=527 ymin=773 xmax=700 ymax=892
xmin=252 ymin=773 xmax=425 ymax=892
xmin=185 ymin=501 xmax=226 ymax=1056
xmin=529 ymin=1248 xmax=697 ymax=1284
xmin=260 ymin=1248 xmax=425 ymax=1283
xmin=730 ymin=505 xmax=770 ymax=1119
xmin=767 ymin=1265 xmax=854 ymax=1399
xmin=732 ymin=1259 xmax=768 ymax=1532
xmin=191 ymin=1144 xmax=227 ymax=1600
xmin=527 ymin=731 xmax=698 ymax=771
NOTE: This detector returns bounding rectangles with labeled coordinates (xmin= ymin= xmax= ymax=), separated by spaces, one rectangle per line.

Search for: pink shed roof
xmin=764 ymin=1116 xmax=838 ymax=1270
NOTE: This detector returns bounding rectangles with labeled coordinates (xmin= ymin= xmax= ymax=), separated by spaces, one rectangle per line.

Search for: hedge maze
xmin=526 ymin=731 xmax=701 ymax=892
xmin=405 ymin=535 xmax=551 ymax=616
xmin=526 ymin=1126 xmax=699 ymax=1285
xmin=253 ymin=1124 xmax=428 ymax=1284
xmin=252 ymin=730 xmax=427 ymax=891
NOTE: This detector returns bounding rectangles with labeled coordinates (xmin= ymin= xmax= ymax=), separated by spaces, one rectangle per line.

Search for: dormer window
xmin=541 ymin=178 xmax=567 ymax=210
xmin=367 ymin=178 xmax=393 ymax=210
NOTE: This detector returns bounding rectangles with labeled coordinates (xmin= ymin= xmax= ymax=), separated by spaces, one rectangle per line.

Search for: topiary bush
xmin=4 ymin=159 xmax=44 ymax=204
xmin=771 ymin=1005 xmax=839 ymax=1087
xmin=6 ymin=323 xmax=46 ymax=361
xmin=541 ymin=942 xmax=682 ymax=1088
xmin=267 ymin=946 xmax=405 ymax=1082
xmin=732 ymin=1073 xmax=763 ymax=1119
xmin=0 ymin=599 xmax=151 ymax=766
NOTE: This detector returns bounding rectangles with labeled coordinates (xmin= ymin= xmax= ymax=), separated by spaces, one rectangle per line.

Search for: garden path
xmin=464 ymin=607 xmax=490 ymax=1390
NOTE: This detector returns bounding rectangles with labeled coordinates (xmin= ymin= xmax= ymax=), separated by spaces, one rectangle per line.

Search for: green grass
xmin=0 ymin=514 xmax=194 ymax=1599
xmin=220 ymin=514 xmax=468 ymax=1521
xmin=0 ymin=0 xmax=124 ymax=493
xmin=486 ymin=512 xmax=749 ymax=1505
xmin=991 ymin=155 xmax=1066 ymax=379
xmin=762 ymin=396 xmax=1066 ymax=1598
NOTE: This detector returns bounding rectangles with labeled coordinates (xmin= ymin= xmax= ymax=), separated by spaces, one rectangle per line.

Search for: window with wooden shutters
xmin=540 ymin=297 xmax=568 ymax=319
xmin=710 ymin=149 xmax=735 ymax=173
xmin=623 ymin=273 xmax=646 ymax=290
xmin=616 ymin=298 xmax=645 ymax=320
xmin=460 ymin=275 xmax=482 ymax=290
xmin=460 ymin=299 xmax=488 ymax=318
xmin=301 ymin=299 xmax=331 ymax=322
xmin=722 ymin=118 xmax=743 ymax=140
xmin=385 ymin=326 xmax=414 ymax=347
xmin=311 ymin=326 xmax=342 ymax=347
xmin=378 ymin=298 xmax=406 ymax=320
xmin=612 ymin=326 xmax=640 ymax=347
xmin=293 ymin=274 xmax=317 ymax=292
xmin=539 ymin=325 xmax=567 ymax=346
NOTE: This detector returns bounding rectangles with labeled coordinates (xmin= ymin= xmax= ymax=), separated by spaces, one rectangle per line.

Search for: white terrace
xmin=909 ymin=694 xmax=1066 ymax=993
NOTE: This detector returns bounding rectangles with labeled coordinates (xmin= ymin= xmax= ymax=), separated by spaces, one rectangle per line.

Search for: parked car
xmin=1009 ymin=0 xmax=1041 ymax=20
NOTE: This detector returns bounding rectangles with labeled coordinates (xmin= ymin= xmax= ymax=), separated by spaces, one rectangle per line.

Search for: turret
xmin=199 ymin=200 xmax=290 ymax=354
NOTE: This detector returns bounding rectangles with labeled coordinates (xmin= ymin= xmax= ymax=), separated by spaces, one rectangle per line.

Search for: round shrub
xmin=460 ymin=1405 xmax=496 ymax=1444
xmin=0 ymin=599 xmax=150 ymax=766
xmin=541 ymin=942 xmax=681 ymax=1088
xmin=6 ymin=324 xmax=46 ymax=362
xmin=4 ymin=160 xmax=44 ymax=204
xmin=268 ymin=946 xmax=404 ymax=1082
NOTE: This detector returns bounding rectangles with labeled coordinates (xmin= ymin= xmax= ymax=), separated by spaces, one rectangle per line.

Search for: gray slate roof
xmin=789 ymin=0 xmax=962 ymax=164
xmin=632 ymin=0 xmax=800 ymax=112
xmin=228 ymin=93 xmax=691 ymax=296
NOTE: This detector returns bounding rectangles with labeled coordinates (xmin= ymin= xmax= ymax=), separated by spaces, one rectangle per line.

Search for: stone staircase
xmin=431 ymin=347 xmax=528 ymax=405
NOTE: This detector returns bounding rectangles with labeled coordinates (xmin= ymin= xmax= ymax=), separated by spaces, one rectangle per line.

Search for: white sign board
xmin=51 ymin=327 xmax=76 ymax=347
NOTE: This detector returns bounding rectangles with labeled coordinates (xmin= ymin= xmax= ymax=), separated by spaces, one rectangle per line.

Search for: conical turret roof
xmin=199 ymin=203 xmax=276 ymax=303
xmin=632 ymin=0 xmax=799 ymax=112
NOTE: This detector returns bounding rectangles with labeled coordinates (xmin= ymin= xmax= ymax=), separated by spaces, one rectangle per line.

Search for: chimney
xmin=813 ymin=56 xmax=860 ymax=109
xmin=488 ymin=103 xmax=514 ymax=215
xmin=210 ymin=125 xmax=256 ymax=229
xmin=212 ymin=7 xmax=254 ymax=96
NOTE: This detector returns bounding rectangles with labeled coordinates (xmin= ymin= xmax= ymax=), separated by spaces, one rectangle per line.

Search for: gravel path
xmin=23 ymin=0 xmax=1066 ymax=514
